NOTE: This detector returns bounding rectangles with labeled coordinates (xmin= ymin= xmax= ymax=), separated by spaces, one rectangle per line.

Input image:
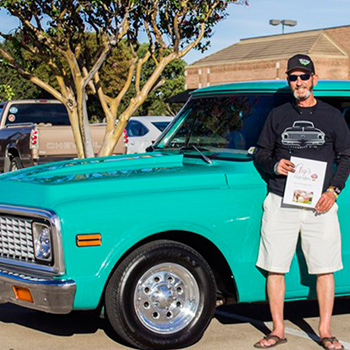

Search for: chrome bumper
xmin=0 ymin=268 xmax=76 ymax=314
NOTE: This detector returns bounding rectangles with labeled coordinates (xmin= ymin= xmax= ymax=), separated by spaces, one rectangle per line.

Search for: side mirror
xmin=145 ymin=145 xmax=154 ymax=152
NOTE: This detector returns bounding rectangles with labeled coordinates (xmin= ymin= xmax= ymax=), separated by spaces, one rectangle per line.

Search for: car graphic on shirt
xmin=281 ymin=121 xmax=325 ymax=147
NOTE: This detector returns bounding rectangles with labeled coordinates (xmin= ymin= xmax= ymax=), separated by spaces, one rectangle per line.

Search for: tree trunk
xmin=77 ymin=87 xmax=94 ymax=158
xmin=98 ymin=55 xmax=175 ymax=157
xmin=66 ymin=107 xmax=85 ymax=158
xmin=98 ymin=120 xmax=126 ymax=156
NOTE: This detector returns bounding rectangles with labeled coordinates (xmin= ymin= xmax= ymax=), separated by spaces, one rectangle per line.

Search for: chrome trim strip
xmin=0 ymin=268 xmax=76 ymax=314
xmin=0 ymin=204 xmax=65 ymax=276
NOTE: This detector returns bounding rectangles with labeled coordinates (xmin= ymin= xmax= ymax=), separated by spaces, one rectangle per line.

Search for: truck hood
xmin=0 ymin=153 xmax=228 ymax=208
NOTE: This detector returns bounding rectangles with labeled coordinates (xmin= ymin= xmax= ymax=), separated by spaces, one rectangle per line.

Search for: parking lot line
xmin=216 ymin=310 xmax=350 ymax=349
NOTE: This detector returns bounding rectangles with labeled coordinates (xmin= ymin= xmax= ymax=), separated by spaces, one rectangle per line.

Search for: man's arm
xmin=329 ymin=111 xmax=350 ymax=191
xmin=331 ymin=150 xmax=350 ymax=190
xmin=315 ymin=112 xmax=350 ymax=213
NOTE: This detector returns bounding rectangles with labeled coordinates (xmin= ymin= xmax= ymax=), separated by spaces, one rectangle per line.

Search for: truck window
xmin=159 ymin=94 xmax=350 ymax=156
xmin=5 ymin=103 xmax=70 ymax=126
xmin=159 ymin=94 xmax=293 ymax=153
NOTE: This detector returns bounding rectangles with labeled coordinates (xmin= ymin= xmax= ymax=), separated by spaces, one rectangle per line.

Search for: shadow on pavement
xmin=0 ymin=303 xmax=133 ymax=348
xmin=1 ymin=297 xmax=349 ymax=348
xmin=215 ymin=297 xmax=350 ymax=344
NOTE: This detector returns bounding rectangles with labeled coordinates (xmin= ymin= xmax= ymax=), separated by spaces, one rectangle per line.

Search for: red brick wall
xmin=186 ymin=56 xmax=349 ymax=89
xmin=186 ymin=27 xmax=350 ymax=89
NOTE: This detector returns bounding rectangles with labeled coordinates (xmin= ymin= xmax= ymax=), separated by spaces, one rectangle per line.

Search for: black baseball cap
xmin=286 ymin=54 xmax=315 ymax=74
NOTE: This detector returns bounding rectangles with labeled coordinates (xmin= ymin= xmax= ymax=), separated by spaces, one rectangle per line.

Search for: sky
xmin=184 ymin=0 xmax=350 ymax=64
xmin=1 ymin=0 xmax=350 ymax=65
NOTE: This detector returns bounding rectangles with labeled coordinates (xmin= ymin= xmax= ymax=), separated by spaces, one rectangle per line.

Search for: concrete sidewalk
xmin=0 ymin=298 xmax=349 ymax=350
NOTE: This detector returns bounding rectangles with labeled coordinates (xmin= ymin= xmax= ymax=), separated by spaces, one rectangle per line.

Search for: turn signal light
xmin=12 ymin=286 xmax=34 ymax=303
xmin=76 ymin=233 xmax=102 ymax=247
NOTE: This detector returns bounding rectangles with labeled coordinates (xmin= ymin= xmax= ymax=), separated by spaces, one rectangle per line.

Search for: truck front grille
xmin=0 ymin=216 xmax=35 ymax=262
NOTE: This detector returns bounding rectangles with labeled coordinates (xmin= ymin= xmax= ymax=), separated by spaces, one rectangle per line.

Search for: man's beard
xmin=293 ymin=81 xmax=313 ymax=101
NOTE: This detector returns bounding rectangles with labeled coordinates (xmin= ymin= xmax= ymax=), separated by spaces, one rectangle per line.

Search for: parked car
xmin=0 ymin=81 xmax=350 ymax=350
xmin=0 ymin=100 xmax=126 ymax=172
xmin=125 ymin=116 xmax=174 ymax=154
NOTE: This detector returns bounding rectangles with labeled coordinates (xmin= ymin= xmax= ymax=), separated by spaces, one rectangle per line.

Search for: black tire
xmin=9 ymin=157 xmax=22 ymax=172
xmin=105 ymin=240 xmax=217 ymax=350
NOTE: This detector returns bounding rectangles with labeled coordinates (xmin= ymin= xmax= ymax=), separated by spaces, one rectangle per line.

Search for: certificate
xmin=283 ymin=156 xmax=327 ymax=208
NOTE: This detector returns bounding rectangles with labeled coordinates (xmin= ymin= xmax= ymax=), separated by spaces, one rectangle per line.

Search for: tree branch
xmin=83 ymin=39 xmax=111 ymax=89
xmin=144 ymin=20 xmax=159 ymax=65
xmin=0 ymin=48 xmax=64 ymax=102
xmin=135 ymin=51 xmax=151 ymax=95
xmin=111 ymin=56 xmax=136 ymax=116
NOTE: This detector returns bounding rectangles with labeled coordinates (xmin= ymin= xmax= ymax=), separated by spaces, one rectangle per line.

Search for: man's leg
xmin=256 ymin=272 xmax=286 ymax=347
xmin=317 ymin=273 xmax=343 ymax=350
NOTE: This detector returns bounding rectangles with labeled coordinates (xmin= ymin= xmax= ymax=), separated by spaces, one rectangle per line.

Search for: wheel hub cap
xmin=134 ymin=263 xmax=200 ymax=334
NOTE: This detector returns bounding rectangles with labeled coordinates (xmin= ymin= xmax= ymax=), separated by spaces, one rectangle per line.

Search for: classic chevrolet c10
xmin=0 ymin=80 xmax=350 ymax=349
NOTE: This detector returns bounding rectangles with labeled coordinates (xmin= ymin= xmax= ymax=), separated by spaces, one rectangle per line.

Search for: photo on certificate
xmin=283 ymin=156 xmax=327 ymax=208
xmin=292 ymin=189 xmax=313 ymax=205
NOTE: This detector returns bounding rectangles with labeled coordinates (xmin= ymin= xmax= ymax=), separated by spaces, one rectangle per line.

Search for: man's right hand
xmin=276 ymin=159 xmax=295 ymax=176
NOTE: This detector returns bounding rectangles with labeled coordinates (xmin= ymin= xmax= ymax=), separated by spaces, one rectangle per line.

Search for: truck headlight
xmin=33 ymin=223 xmax=52 ymax=262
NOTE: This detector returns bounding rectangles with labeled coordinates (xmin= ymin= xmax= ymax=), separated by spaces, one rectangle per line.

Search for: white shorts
xmin=256 ymin=192 xmax=343 ymax=274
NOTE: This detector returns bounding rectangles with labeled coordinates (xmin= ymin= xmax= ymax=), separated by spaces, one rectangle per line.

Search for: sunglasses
xmin=288 ymin=73 xmax=312 ymax=82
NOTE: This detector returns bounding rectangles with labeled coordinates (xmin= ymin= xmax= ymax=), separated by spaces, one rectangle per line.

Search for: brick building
xmin=185 ymin=25 xmax=350 ymax=90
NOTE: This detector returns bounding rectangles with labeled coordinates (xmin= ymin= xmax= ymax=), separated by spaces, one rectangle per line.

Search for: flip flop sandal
xmin=254 ymin=334 xmax=288 ymax=348
xmin=320 ymin=337 xmax=344 ymax=350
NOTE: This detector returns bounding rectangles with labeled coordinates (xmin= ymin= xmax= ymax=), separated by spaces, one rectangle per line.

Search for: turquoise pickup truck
xmin=0 ymin=80 xmax=350 ymax=349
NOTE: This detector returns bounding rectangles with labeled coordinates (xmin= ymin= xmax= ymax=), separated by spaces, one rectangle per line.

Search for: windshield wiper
xmin=180 ymin=145 xmax=213 ymax=165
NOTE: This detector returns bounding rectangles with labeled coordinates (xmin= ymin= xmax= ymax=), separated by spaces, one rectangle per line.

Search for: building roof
xmin=189 ymin=29 xmax=348 ymax=67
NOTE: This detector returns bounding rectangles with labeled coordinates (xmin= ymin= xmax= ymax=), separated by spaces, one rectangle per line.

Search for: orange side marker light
xmin=13 ymin=286 xmax=34 ymax=303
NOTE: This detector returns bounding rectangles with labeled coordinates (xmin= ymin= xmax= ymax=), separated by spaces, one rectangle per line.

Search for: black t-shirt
xmin=254 ymin=100 xmax=350 ymax=196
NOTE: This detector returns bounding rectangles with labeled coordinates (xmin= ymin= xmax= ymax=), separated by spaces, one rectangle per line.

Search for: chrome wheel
xmin=134 ymin=262 xmax=200 ymax=334
xmin=105 ymin=240 xmax=216 ymax=349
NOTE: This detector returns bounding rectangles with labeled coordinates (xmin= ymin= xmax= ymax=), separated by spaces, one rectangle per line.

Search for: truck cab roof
xmin=191 ymin=80 xmax=350 ymax=97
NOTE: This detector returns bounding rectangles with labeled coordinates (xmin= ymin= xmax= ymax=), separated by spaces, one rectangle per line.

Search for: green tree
xmin=126 ymin=44 xmax=186 ymax=117
xmin=0 ymin=0 xmax=248 ymax=158
xmin=0 ymin=37 xmax=185 ymax=117
xmin=0 ymin=39 xmax=44 ymax=100
xmin=0 ymin=0 xmax=133 ymax=158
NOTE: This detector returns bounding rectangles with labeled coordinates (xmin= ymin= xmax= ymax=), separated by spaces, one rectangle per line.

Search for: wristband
xmin=327 ymin=188 xmax=339 ymax=200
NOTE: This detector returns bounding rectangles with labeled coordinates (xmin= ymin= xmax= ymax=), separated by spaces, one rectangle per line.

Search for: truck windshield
xmin=156 ymin=94 xmax=292 ymax=156
xmin=155 ymin=94 xmax=350 ymax=159
xmin=5 ymin=103 xmax=70 ymax=126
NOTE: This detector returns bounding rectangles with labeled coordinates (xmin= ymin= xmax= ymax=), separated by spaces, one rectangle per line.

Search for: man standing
xmin=253 ymin=54 xmax=350 ymax=350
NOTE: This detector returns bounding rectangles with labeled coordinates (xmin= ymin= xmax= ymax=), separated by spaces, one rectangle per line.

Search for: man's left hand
xmin=315 ymin=191 xmax=336 ymax=213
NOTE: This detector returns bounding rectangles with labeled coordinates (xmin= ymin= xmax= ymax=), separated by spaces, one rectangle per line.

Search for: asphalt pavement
xmin=0 ymin=298 xmax=350 ymax=350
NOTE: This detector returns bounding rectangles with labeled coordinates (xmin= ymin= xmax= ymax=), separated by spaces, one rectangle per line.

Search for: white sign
xmin=283 ymin=156 xmax=327 ymax=208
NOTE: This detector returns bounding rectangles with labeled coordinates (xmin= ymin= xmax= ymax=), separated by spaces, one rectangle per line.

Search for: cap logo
xmin=299 ymin=58 xmax=310 ymax=66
